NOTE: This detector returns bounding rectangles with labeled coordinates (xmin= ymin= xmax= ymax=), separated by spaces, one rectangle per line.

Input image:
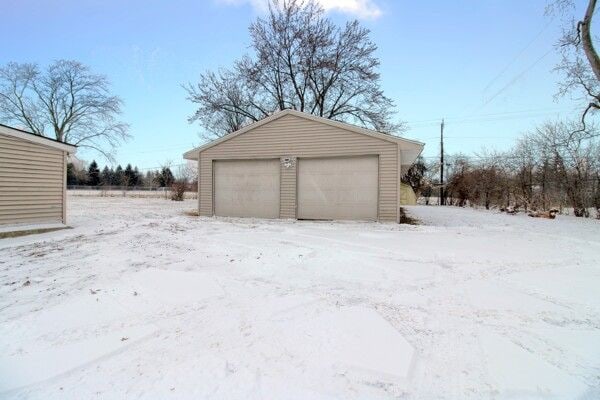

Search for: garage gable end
xmin=184 ymin=109 xmax=421 ymax=159
xmin=201 ymin=113 xmax=395 ymax=156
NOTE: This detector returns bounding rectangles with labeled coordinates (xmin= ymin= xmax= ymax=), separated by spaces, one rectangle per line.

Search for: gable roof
xmin=183 ymin=109 xmax=424 ymax=161
xmin=0 ymin=123 xmax=77 ymax=153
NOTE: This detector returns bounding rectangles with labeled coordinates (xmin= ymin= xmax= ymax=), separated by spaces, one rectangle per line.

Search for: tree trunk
xmin=581 ymin=0 xmax=600 ymax=81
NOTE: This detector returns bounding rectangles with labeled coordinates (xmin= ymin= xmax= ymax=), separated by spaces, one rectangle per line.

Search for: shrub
xmin=170 ymin=181 xmax=187 ymax=201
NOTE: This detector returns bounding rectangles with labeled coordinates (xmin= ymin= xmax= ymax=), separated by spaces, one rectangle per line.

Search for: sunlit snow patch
xmin=113 ymin=268 xmax=225 ymax=312
xmin=268 ymin=304 xmax=415 ymax=386
xmin=481 ymin=333 xmax=587 ymax=398
xmin=0 ymin=268 xmax=223 ymax=394
xmin=0 ymin=325 xmax=155 ymax=393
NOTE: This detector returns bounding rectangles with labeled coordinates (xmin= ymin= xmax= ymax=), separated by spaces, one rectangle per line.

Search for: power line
xmin=136 ymin=162 xmax=189 ymax=171
xmin=420 ymin=153 xmax=592 ymax=162
xmin=137 ymin=144 xmax=198 ymax=154
xmin=481 ymin=48 xmax=554 ymax=108
xmin=407 ymin=106 xmax=575 ymax=129
xmin=421 ymin=136 xmax=524 ymax=140
xmin=481 ymin=19 xmax=554 ymax=95
xmin=453 ymin=17 xmax=557 ymax=121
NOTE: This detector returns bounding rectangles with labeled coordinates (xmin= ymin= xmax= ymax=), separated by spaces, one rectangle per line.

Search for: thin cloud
xmin=320 ymin=0 xmax=382 ymax=19
xmin=217 ymin=0 xmax=382 ymax=19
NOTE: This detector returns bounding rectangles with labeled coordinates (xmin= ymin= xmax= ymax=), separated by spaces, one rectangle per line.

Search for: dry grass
xmin=399 ymin=207 xmax=420 ymax=225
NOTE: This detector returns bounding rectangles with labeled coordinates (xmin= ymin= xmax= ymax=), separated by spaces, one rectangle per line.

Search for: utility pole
xmin=440 ymin=119 xmax=445 ymax=206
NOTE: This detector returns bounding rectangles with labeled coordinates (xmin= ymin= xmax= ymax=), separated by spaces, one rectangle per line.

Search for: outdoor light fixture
xmin=281 ymin=157 xmax=295 ymax=168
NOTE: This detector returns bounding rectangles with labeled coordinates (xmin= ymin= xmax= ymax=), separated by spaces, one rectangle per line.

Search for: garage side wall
xmin=0 ymin=133 xmax=66 ymax=225
xmin=198 ymin=114 xmax=399 ymax=221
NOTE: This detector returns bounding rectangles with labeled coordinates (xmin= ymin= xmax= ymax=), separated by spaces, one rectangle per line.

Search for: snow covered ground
xmin=1 ymin=197 xmax=599 ymax=399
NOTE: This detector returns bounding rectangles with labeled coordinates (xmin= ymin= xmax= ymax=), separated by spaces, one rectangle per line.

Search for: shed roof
xmin=183 ymin=109 xmax=424 ymax=164
xmin=0 ymin=123 xmax=77 ymax=153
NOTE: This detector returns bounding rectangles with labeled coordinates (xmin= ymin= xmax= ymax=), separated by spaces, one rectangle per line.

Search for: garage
xmin=214 ymin=159 xmax=280 ymax=218
xmin=297 ymin=156 xmax=378 ymax=220
xmin=184 ymin=109 xmax=424 ymax=222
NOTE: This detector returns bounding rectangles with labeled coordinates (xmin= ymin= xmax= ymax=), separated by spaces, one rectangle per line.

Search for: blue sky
xmin=1 ymin=0 xmax=588 ymax=169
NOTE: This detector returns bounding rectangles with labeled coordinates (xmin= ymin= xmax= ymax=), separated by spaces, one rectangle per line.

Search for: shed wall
xmin=0 ymin=133 xmax=66 ymax=225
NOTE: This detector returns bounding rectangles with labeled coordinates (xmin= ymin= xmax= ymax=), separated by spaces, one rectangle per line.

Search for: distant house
xmin=184 ymin=109 xmax=424 ymax=222
xmin=400 ymin=183 xmax=418 ymax=206
xmin=0 ymin=124 xmax=76 ymax=231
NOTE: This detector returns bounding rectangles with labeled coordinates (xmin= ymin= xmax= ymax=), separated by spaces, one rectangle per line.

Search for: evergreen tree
xmin=164 ymin=167 xmax=174 ymax=186
xmin=154 ymin=167 xmax=174 ymax=187
xmin=87 ymin=160 xmax=101 ymax=186
xmin=66 ymin=162 xmax=78 ymax=185
xmin=124 ymin=164 xmax=135 ymax=187
xmin=133 ymin=166 xmax=141 ymax=186
xmin=114 ymin=165 xmax=124 ymax=186
xmin=100 ymin=166 xmax=113 ymax=186
xmin=144 ymin=171 xmax=157 ymax=187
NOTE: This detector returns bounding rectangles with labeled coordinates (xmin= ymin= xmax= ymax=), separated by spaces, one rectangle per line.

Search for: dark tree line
xmin=67 ymin=161 xmax=175 ymax=188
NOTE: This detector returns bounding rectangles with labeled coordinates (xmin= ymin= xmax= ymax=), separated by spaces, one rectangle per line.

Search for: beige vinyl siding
xmin=0 ymin=133 xmax=66 ymax=226
xmin=279 ymin=157 xmax=297 ymax=219
xmin=198 ymin=114 xmax=399 ymax=221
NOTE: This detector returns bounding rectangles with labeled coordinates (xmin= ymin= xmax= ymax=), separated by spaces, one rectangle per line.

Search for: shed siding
xmin=279 ymin=157 xmax=297 ymax=219
xmin=198 ymin=114 xmax=399 ymax=221
xmin=0 ymin=133 xmax=65 ymax=225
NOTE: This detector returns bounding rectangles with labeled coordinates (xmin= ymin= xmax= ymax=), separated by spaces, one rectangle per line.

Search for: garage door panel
xmin=297 ymin=156 xmax=378 ymax=220
xmin=214 ymin=159 xmax=280 ymax=218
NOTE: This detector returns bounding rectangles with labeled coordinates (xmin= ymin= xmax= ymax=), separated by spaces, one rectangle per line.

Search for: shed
xmin=0 ymin=124 xmax=76 ymax=230
xmin=183 ymin=110 xmax=424 ymax=222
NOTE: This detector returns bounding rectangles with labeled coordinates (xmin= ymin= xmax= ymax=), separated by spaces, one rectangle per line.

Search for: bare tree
xmin=531 ymin=120 xmax=599 ymax=216
xmin=549 ymin=0 xmax=600 ymax=135
xmin=593 ymin=170 xmax=600 ymax=218
xmin=512 ymin=133 xmax=537 ymax=209
xmin=439 ymin=118 xmax=598 ymax=217
xmin=512 ymin=131 xmax=559 ymax=211
xmin=0 ymin=60 xmax=129 ymax=160
xmin=444 ymin=155 xmax=474 ymax=207
xmin=471 ymin=150 xmax=510 ymax=210
xmin=185 ymin=0 xmax=401 ymax=138
xmin=168 ymin=163 xmax=197 ymax=201
xmin=401 ymin=156 xmax=428 ymax=196
xmin=185 ymin=69 xmax=258 ymax=138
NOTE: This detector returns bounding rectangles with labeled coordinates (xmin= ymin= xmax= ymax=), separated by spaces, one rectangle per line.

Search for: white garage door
xmin=297 ymin=156 xmax=378 ymax=220
xmin=214 ymin=159 xmax=280 ymax=218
